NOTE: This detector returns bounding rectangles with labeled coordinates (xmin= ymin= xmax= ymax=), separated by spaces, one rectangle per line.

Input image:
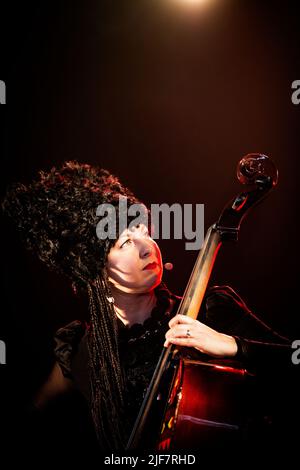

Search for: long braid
xmin=87 ymin=272 xmax=126 ymax=450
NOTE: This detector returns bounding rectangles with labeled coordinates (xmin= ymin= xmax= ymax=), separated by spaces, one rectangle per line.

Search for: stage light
xmin=181 ymin=0 xmax=209 ymax=3
xmin=167 ymin=0 xmax=218 ymax=13
xmin=172 ymin=0 xmax=214 ymax=5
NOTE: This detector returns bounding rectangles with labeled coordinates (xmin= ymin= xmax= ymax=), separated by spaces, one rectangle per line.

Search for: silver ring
xmin=186 ymin=329 xmax=191 ymax=337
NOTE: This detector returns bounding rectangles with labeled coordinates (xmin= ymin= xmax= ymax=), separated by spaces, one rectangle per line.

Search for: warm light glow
xmin=168 ymin=0 xmax=218 ymax=13
xmin=180 ymin=0 xmax=209 ymax=3
xmin=172 ymin=0 xmax=215 ymax=5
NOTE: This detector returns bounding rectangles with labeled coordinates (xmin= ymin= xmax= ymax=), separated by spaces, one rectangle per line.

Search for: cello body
xmin=157 ymin=354 xmax=254 ymax=450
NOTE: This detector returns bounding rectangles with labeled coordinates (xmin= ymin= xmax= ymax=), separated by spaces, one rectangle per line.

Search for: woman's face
xmin=107 ymin=224 xmax=163 ymax=294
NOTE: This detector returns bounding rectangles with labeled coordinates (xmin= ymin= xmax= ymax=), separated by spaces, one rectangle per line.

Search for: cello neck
xmin=176 ymin=225 xmax=222 ymax=320
xmin=126 ymin=226 xmax=223 ymax=451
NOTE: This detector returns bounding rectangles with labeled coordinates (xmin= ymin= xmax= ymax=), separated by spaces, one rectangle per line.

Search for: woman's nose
xmin=139 ymin=240 xmax=152 ymax=259
xmin=131 ymin=224 xmax=152 ymax=258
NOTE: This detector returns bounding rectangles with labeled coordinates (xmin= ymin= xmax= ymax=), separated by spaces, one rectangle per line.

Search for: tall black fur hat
xmin=2 ymin=160 xmax=146 ymax=288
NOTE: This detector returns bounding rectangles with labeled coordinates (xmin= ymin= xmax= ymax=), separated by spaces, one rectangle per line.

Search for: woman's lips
xmin=143 ymin=262 xmax=157 ymax=270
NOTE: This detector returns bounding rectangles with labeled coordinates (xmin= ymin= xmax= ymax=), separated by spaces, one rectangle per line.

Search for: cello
xmin=126 ymin=153 xmax=278 ymax=451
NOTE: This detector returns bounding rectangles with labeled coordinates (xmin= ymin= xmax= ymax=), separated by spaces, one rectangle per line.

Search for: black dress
xmin=53 ymin=283 xmax=295 ymax=451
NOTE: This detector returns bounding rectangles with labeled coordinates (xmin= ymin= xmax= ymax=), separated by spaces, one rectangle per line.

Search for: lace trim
xmin=117 ymin=283 xmax=179 ymax=345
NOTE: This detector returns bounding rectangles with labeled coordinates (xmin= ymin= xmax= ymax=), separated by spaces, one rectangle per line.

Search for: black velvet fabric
xmin=53 ymin=283 xmax=295 ymax=447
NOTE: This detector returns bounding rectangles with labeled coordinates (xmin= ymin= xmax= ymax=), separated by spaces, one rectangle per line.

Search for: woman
xmin=2 ymin=161 xmax=293 ymax=452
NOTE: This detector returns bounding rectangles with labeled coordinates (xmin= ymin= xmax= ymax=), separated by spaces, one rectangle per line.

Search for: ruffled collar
xmin=117 ymin=283 xmax=180 ymax=344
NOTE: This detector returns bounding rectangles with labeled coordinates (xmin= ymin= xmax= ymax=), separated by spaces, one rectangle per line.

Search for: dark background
xmin=0 ymin=0 xmax=299 ymax=459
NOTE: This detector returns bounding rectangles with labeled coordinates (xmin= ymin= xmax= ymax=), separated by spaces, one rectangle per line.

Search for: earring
xmin=164 ymin=262 xmax=173 ymax=271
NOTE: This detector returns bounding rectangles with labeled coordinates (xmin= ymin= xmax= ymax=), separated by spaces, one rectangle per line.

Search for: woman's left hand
xmin=164 ymin=314 xmax=238 ymax=358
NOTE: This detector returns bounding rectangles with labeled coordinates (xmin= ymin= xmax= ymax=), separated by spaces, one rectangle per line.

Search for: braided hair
xmin=2 ymin=160 xmax=146 ymax=449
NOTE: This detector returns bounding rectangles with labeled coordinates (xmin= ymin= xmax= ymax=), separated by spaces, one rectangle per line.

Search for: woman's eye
xmin=120 ymin=238 xmax=132 ymax=248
